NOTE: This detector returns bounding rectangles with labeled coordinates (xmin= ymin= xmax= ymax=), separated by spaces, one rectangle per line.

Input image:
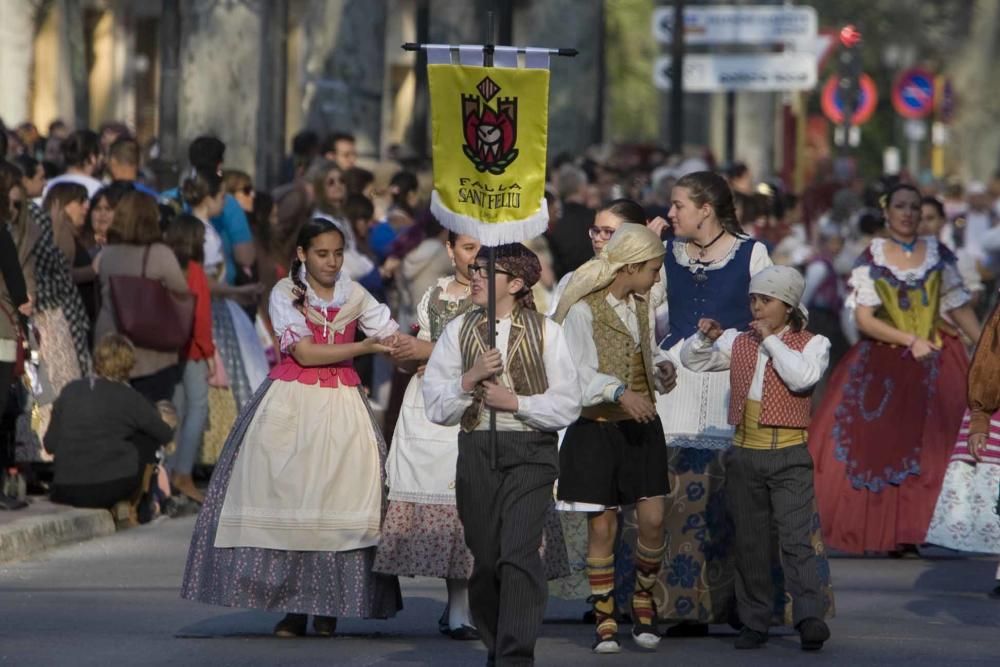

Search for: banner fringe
xmin=430 ymin=190 xmax=549 ymax=246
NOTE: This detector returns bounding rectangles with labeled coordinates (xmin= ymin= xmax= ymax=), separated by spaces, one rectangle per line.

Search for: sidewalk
xmin=0 ymin=497 xmax=115 ymax=564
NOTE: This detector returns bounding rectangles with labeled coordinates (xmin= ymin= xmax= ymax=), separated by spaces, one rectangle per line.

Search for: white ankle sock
xmin=446 ymin=578 xmax=473 ymax=629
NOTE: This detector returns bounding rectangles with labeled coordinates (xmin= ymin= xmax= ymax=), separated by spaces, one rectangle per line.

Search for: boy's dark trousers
xmin=455 ymin=429 xmax=558 ymax=667
xmin=726 ymin=443 xmax=825 ymax=633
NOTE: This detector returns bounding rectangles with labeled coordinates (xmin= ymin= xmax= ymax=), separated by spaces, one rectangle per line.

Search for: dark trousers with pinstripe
xmin=726 ymin=444 xmax=825 ymax=633
xmin=456 ymin=430 xmax=558 ymax=667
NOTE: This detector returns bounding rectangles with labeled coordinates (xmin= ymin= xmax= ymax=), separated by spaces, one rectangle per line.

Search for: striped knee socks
xmin=632 ymin=539 xmax=666 ymax=629
xmin=586 ymin=554 xmax=617 ymax=640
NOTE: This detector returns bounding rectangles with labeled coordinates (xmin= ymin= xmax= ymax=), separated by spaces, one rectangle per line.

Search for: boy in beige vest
xmin=552 ymin=224 xmax=677 ymax=654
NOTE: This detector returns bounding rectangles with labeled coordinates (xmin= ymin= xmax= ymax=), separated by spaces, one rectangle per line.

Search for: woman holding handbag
xmin=95 ymin=191 xmax=190 ymax=403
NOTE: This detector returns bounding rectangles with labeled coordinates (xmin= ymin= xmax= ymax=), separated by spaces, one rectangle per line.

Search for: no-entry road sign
xmin=821 ymin=73 xmax=878 ymax=125
xmin=892 ymin=68 xmax=935 ymax=119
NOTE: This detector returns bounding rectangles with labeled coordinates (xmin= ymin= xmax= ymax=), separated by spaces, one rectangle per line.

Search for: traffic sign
xmin=654 ymin=53 xmax=817 ymax=93
xmin=892 ymin=68 xmax=935 ymax=119
xmin=652 ymin=5 xmax=817 ymax=46
xmin=821 ymin=73 xmax=878 ymax=125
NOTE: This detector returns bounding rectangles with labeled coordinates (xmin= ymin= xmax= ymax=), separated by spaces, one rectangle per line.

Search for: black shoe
xmin=735 ymin=627 xmax=768 ymax=649
xmin=797 ymin=617 xmax=830 ymax=651
xmin=887 ymin=544 xmax=920 ymax=559
xmin=989 ymin=583 xmax=1000 ymax=600
xmin=449 ymin=625 xmax=480 ymax=641
xmin=312 ymin=615 xmax=337 ymax=637
xmin=273 ymin=613 xmax=307 ymax=637
xmin=665 ymin=622 xmax=709 ymax=637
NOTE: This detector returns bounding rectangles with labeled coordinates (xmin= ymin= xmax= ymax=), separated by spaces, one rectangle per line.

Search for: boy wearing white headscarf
xmin=680 ymin=265 xmax=833 ymax=652
xmin=553 ymin=223 xmax=677 ymax=654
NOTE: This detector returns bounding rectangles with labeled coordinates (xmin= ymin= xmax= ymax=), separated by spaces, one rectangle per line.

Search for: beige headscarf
xmin=552 ymin=223 xmax=666 ymax=323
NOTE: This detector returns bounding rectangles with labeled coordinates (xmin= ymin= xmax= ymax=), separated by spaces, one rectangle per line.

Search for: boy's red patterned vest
xmin=727 ymin=329 xmax=815 ymax=428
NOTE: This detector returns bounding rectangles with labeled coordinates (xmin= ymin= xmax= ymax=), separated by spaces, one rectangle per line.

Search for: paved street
xmin=0 ymin=517 xmax=998 ymax=666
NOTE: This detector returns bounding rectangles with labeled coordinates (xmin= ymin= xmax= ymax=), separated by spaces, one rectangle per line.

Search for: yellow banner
xmin=428 ymin=63 xmax=550 ymax=245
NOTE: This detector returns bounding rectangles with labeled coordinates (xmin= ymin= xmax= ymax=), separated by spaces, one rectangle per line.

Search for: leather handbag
xmin=109 ymin=246 xmax=194 ymax=351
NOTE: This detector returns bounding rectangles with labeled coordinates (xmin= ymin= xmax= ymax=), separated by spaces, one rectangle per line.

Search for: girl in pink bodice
xmin=181 ymin=218 xmax=403 ymax=637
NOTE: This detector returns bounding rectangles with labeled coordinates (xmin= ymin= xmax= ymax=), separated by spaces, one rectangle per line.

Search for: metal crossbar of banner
xmin=403 ymin=12 xmax=576 ymax=468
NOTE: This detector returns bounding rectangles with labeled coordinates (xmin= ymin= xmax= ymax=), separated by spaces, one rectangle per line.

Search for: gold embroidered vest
xmin=458 ymin=306 xmax=549 ymax=433
xmin=580 ymin=288 xmax=656 ymax=422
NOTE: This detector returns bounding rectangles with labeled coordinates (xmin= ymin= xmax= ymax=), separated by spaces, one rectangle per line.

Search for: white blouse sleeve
xmin=748 ymin=241 xmax=773 ymax=276
xmin=415 ymin=284 xmax=435 ymax=342
xmin=679 ymin=329 xmax=737 ymax=373
xmin=514 ymin=319 xmax=582 ymax=431
xmin=846 ymin=265 xmax=881 ymax=309
xmin=562 ymin=302 xmax=626 ymax=406
xmin=268 ymin=287 xmax=312 ymax=353
xmin=939 ymin=257 xmax=972 ymax=312
xmin=357 ymin=286 xmax=400 ymax=339
xmin=763 ymin=334 xmax=831 ymax=393
xmin=354 ymin=283 xmax=399 ymax=338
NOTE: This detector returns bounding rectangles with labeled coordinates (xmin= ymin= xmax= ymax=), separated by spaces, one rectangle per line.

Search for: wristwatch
xmin=612 ymin=383 xmax=627 ymax=404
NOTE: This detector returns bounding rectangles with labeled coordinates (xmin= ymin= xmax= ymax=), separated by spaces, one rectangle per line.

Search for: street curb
xmin=0 ymin=508 xmax=116 ymax=564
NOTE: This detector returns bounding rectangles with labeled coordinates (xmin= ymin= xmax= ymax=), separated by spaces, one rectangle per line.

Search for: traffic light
xmin=837 ymin=25 xmax=862 ymax=124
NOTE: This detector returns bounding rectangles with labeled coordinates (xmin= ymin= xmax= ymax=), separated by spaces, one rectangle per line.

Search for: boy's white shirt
xmin=422 ymin=311 xmax=581 ymax=432
xmin=680 ymin=327 xmax=831 ymax=399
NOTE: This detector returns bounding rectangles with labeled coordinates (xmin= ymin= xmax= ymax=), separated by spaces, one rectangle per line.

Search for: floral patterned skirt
xmin=375 ymin=499 xmax=571 ymax=581
xmin=33 ymin=308 xmax=83 ymax=447
xmin=926 ymin=411 xmax=1000 ymax=554
xmin=373 ymin=501 xmax=474 ymax=579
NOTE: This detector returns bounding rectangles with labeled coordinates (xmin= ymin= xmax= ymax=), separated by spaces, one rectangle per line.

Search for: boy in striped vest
xmin=423 ymin=243 xmax=581 ymax=666
xmin=680 ymin=265 xmax=833 ymax=651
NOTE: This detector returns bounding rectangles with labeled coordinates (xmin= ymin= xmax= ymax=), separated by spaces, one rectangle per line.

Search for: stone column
xmin=290 ymin=0 xmax=387 ymax=159
xmin=177 ymin=0 xmax=263 ymax=174
xmin=0 ymin=0 xmax=36 ymax=126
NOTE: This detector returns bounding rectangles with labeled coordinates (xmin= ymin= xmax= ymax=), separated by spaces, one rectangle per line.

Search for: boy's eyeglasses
xmin=240 ymin=185 xmax=254 ymax=196
xmin=468 ymin=264 xmax=513 ymax=278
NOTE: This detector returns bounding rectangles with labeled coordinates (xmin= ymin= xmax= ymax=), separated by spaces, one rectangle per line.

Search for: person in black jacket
xmin=0 ymin=174 xmax=31 ymax=511
xmin=546 ymin=164 xmax=596 ymax=279
xmin=46 ymin=334 xmax=174 ymax=510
